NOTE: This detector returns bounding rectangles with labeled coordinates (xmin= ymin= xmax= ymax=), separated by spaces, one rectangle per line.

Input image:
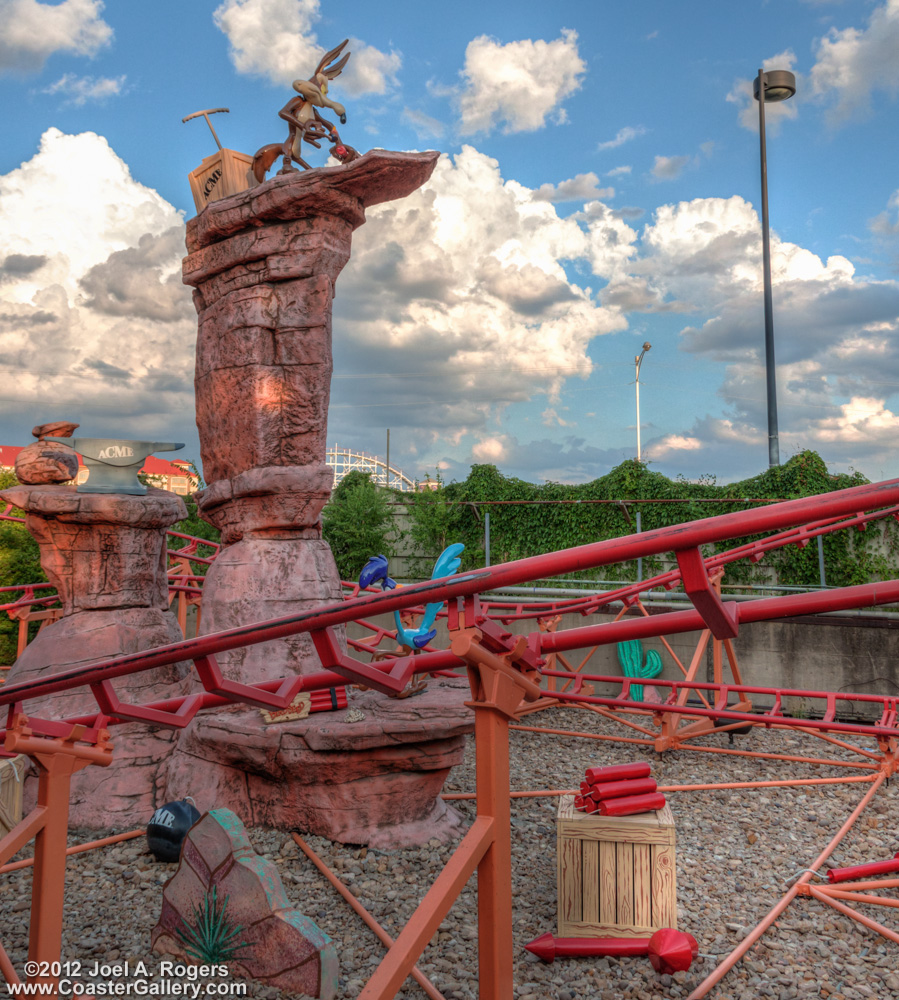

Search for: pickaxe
xmin=181 ymin=108 xmax=229 ymax=150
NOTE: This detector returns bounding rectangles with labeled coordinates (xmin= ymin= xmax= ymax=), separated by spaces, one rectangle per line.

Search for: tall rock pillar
xmin=182 ymin=152 xmax=439 ymax=681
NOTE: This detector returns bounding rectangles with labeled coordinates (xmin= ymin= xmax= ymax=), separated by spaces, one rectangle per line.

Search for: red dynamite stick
xmin=309 ymin=687 xmax=348 ymax=713
xmin=599 ymin=792 xmax=667 ymax=816
xmin=584 ymin=762 xmax=651 ymax=783
xmin=580 ymin=781 xmax=591 ymax=795
xmin=525 ymin=933 xmax=651 ymax=964
xmin=583 ymin=797 xmax=600 ymax=813
xmin=827 ymin=852 xmax=899 ymax=883
xmin=590 ymin=777 xmax=658 ymax=801
xmin=574 ymin=795 xmax=586 ymax=810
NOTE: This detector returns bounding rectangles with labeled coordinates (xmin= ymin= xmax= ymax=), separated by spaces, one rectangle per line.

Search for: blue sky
xmin=1 ymin=0 xmax=898 ymax=487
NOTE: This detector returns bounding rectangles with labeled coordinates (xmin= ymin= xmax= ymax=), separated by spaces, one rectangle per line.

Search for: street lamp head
xmin=753 ymin=70 xmax=796 ymax=103
xmin=643 ymin=342 xmax=652 ymax=352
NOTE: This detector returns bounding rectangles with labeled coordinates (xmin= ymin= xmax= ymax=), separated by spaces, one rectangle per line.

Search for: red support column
xmin=1 ymin=716 xmax=113 ymax=996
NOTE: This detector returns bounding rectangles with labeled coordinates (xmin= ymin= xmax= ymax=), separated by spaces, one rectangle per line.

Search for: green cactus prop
xmin=616 ymin=638 xmax=663 ymax=702
xmin=175 ymin=886 xmax=247 ymax=965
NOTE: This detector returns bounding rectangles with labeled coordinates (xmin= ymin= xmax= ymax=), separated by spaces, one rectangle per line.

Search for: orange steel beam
xmin=809 ymin=885 xmax=899 ymax=945
xmin=801 ymin=876 xmax=899 ymax=893
xmin=721 ymin=637 xmax=742 ymax=683
xmin=815 ymin=888 xmax=899 ymax=909
xmin=362 ymin=625 xmax=540 ymax=1000
xmin=0 ymin=942 xmax=20 ymax=988
xmin=657 ymin=775 xmax=876 ymax=792
xmin=0 ymin=716 xmax=113 ymax=995
xmin=633 ymin=599 xmax=687 ymax=676
xmin=513 ymin=715 xmax=885 ymax=768
xmin=686 ymin=770 xmax=887 ymax=999
xmin=0 ymin=829 xmax=142 ymax=874
xmin=442 ymin=772 xmax=878 ymax=801
xmin=778 ymin=726 xmax=885 ymax=762
xmin=567 ymin=703 xmax=661 ymax=738
xmin=359 ymin=817 xmax=494 ymax=1000
xmin=536 ymin=616 xmax=560 ymax=693
xmin=471 ymin=672 xmax=514 ymax=997
xmin=678 ymin=630 xmax=710 ymax=709
xmin=291 ymin=834 xmax=447 ymax=1000
xmin=510 ymin=723 xmax=653 ymax=746
xmin=668 ymin=743 xmax=880 ymax=769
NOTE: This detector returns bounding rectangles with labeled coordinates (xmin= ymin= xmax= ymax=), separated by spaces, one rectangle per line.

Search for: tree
xmin=322 ymin=471 xmax=395 ymax=581
xmin=0 ymin=469 xmax=45 ymax=663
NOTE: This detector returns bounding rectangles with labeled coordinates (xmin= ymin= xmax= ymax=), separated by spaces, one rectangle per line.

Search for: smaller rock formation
xmin=0 ymin=483 xmax=190 ymax=826
xmin=165 ymin=676 xmax=473 ymax=848
xmin=15 ymin=421 xmax=80 ymax=484
xmin=152 ymin=809 xmax=338 ymax=1000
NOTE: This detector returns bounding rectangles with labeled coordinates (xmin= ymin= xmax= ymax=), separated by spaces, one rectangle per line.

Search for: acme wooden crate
xmin=557 ymin=793 xmax=677 ymax=938
xmin=187 ymin=148 xmax=255 ymax=213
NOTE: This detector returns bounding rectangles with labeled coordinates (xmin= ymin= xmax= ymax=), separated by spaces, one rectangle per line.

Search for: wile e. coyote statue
xmin=252 ymin=38 xmax=359 ymax=181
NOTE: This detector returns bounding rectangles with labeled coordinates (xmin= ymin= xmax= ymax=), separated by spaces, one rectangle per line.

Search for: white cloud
xmin=815 ymin=397 xmax=899 ymax=442
xmin=212 ymin=0 xmax=399 ymax=95
xmin=472 ymin=436 xmax=509 ymax=462
xmin=623 ymin=193 xmax=899 ymax=478
xmin=809 ymin=0 xmax=899 ymax=121
xmin=597 ymin=126 xmax=647 ymax=151
xmin=0 ymin=0 xmax=112 ymax=73
xmin=401 ymin=108 xmax=446 ymax=139
xmin=607 ymin=166 xmax=633 ymax=177
xmin=342 ymin=39 xmax=401 ymax=95
xmin=870 ymin=188 xmax=899 ymax=235
xmin=457 ymin=30 xmax=585 ymax=136
xmin=580 ymin=201 xmax=640 ymax=281
xmin=328 ymin=147 xmax=626 ymax=456
xmin=41 ymin=73 xmax=126 ymax=105
xmin=532 ymin=172 xmax=614 ymax=203
xmin=650 ymin=155 xmax=690 ymax=180
xmin=541 ymin=407 xmax=573 ymax=427
xmin=0 ymin=129 xmax=181 ymax=285
xmin=643 ymin=434 xmax=702 ymax=460
xmin=0 ymin=129 xmax=194 ymax=443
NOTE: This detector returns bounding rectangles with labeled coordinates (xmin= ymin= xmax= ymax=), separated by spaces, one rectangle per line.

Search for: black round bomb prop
xmin=147 ymin=799 xmax=201 ymax=862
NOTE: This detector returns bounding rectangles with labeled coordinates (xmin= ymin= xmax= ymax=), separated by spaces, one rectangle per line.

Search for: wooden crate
xmin=187 ymin=148 xmax=254 ymax=213
xmin=0 ymin=755 xmax=26 ymax=838
xmin=557 ymin=793 xmax=676 ymax=938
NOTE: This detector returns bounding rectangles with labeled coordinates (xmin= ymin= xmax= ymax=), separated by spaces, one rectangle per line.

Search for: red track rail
xmin=2 ymin=475 xmax=899 ymax=739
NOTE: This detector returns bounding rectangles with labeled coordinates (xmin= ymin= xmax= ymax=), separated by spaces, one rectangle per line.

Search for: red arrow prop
xmin=525 ymin=933 xmax=651 ymax=963
xmin=525 ymin=929 xmax=699 ymax=973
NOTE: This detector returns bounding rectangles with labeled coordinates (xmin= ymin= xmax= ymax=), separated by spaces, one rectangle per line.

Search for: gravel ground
xmin=2 ymin=704 xmax=898 ymax=1000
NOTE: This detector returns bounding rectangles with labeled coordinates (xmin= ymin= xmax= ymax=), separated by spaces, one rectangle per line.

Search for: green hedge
xmin=403 ymin=451 xmax=896 ymax=588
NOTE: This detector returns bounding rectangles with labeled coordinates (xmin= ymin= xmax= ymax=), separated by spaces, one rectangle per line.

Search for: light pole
xmin=753 ymin=68 xmax=796 ymax=467
xmin=635 ymin=341 xmax=652 ymax=463
xmin=634 ymin=341 xmax=651 ymax=582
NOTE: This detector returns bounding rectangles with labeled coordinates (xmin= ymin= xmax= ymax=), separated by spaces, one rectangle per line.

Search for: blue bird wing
xmin=412 ymin=629 xmax=437 ymax=649
xmin=359 ymin=554 xmax=389 ymax=590
xmin=431 ymin=543 xmax=465 ymax=580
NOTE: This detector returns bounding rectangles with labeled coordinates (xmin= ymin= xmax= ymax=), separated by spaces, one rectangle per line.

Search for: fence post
xmin=636 ymin=510 xmax=643 ymax=582
xmin=817 ymin=535 xmax=827 ymax=589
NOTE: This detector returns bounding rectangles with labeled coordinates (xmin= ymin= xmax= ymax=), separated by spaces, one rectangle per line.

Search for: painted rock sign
xmin=152 ymin=809 xmax=338 ymax=999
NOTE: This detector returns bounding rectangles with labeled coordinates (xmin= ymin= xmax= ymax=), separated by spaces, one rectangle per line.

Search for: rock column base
xmin=166 ymin=678 xmax=475 ymax=848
